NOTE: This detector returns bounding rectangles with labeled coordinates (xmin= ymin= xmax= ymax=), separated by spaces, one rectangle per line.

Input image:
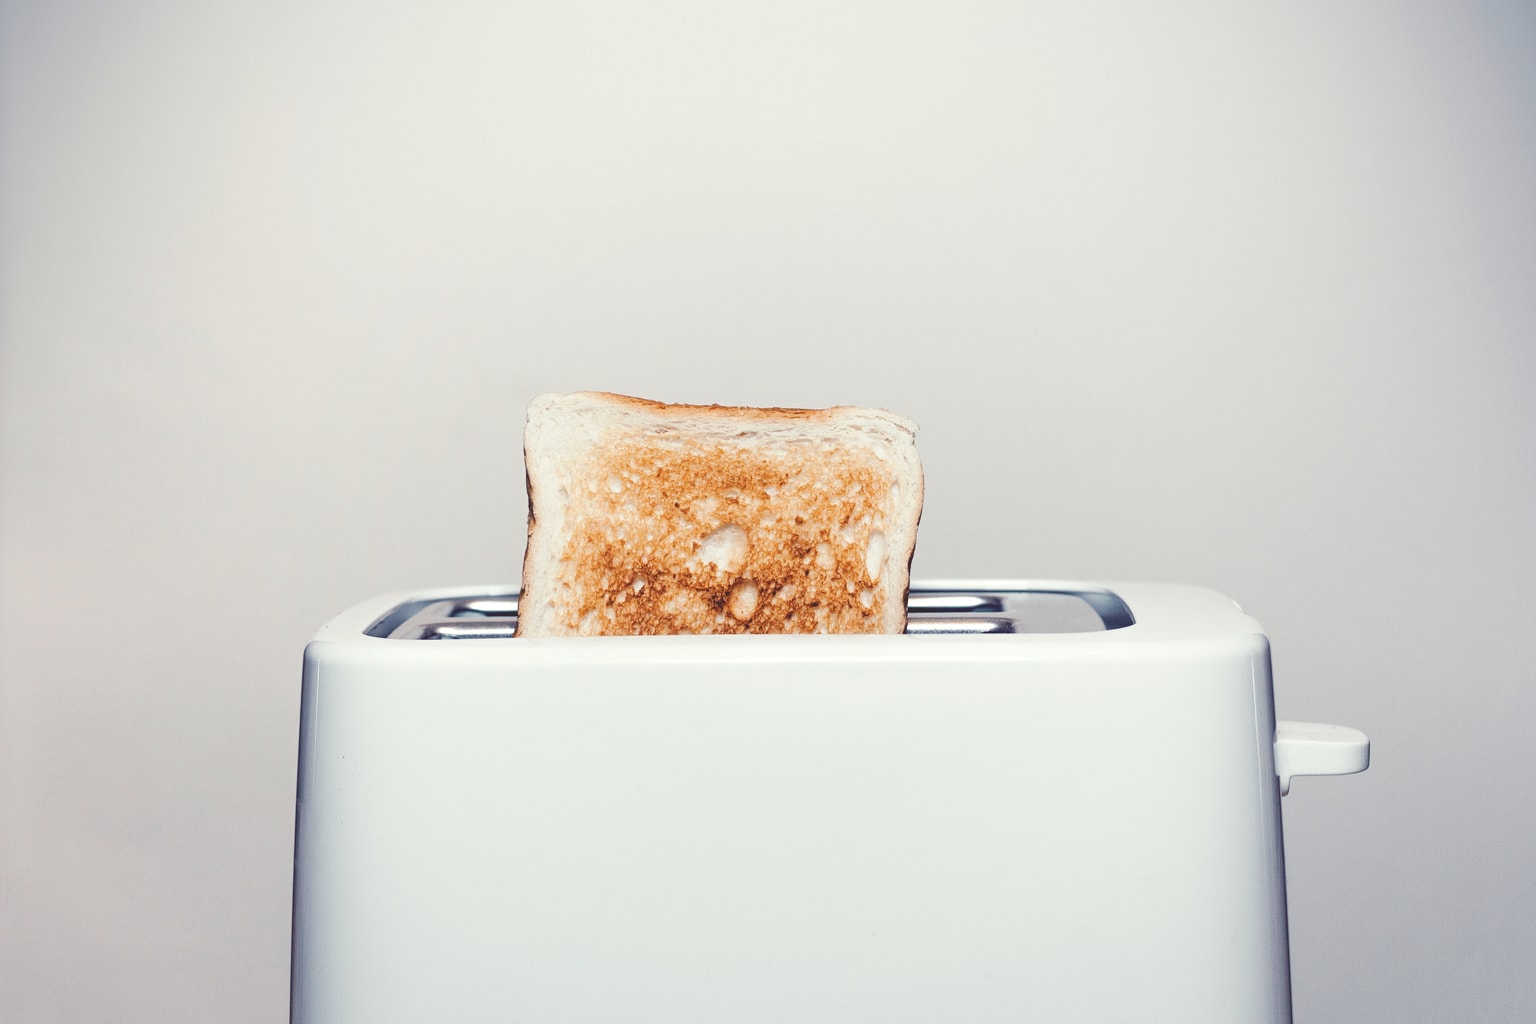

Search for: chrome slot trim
xmin=906 ymin=593 xmax=1006 ymax=613
xmin=457 ymin=598 xmax=519 ymax=616
xmin=397 ymin=615 xmax=1015 ymax=640
xmin=397 ymin=619 xmax=519 ymax=640
xmin=375 ymin=587 xmax=1131 ymax=639
xmin=903 ymin=617 xmax=1015 ymax=634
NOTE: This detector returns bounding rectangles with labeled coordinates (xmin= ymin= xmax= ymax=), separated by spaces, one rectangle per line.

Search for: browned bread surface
xmin=516 ymin=392 xmax=923 ymax=636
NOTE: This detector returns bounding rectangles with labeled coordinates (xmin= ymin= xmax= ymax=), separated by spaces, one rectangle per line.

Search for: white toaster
xmin=291 ymin=581 xmax=1368 ymax=1023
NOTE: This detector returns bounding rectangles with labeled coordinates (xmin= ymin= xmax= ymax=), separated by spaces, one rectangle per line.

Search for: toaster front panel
xmin=293 ymin=634 xmax=1288 ymax=1023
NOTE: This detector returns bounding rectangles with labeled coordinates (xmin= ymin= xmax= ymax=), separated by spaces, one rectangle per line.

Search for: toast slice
xmin=516 ymin=392 xmax=923 ymax=636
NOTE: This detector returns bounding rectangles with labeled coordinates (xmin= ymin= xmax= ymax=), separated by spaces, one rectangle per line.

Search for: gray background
xmin=2 ymin=1 xmax=1532 ymax=1021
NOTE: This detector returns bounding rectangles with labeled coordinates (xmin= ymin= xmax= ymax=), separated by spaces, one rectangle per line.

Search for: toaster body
xmin=292 ymin=581 xmax=1367 ymax=1023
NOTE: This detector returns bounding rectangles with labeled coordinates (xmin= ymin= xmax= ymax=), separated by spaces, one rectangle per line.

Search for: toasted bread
xmin=515 ymin=392 xmax=923 ymax=636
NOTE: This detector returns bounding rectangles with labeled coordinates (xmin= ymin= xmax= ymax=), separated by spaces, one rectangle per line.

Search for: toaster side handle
xmin=1274 ymin=721 xmax=1370 ymax=795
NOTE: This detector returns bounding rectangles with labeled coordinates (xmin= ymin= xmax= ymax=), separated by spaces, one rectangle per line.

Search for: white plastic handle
xmin=1275 ymin=721 xmax=1370 ymax=795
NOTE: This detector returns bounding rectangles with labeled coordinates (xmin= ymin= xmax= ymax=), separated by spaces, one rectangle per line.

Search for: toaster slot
xmin=907 ymin=594 xmax=1006 ymax=613
xmin=385 ymin=598 xmax=521 ymax=640
xmin=904 ymin=617 xmax=1015 ymax=634
xmin=369 ymin=587 xmax=1133 ymax=639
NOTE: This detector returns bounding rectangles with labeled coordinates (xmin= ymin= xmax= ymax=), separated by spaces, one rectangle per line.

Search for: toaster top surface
xmin=368 ymin=585 xmax=1135 ymax=641
xmin=306 ymin=581 xmax=1264 ymax=661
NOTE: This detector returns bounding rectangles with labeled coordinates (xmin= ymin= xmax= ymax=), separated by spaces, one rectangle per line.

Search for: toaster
xmin=291 ymin=580 xmax=1368 ymax=1024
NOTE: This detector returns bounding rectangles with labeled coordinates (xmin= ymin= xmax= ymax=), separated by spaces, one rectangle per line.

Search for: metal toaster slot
xmin=903 ymin=617 xmax=1015 ymax=634
xmin=906 ymin=593 xmax=1006 ymax=614
xmin=374 ymin=587 xmax=1131 ymax=639
xmin=387 ymin=598 xmax=520 ymax=640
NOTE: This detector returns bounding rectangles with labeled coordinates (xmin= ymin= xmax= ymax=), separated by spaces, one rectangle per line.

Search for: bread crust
xmin=562 ymin=391 xmax=910 ymax=423
xmin=517 ymin=392 xmax=922 ymax=637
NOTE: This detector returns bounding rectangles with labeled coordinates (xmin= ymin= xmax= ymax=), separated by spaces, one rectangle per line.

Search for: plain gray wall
xmin=2 ymin=1 xmax=1532 ymax=1021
